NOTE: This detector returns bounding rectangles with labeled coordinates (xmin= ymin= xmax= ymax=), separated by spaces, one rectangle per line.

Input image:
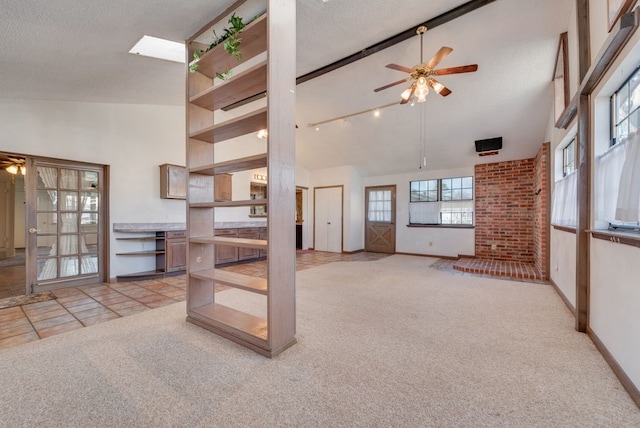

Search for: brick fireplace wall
xmin=474 ymin=144 xmax=549 ymax=278
xmin=474 ymin=158 xmax=535 ymax=263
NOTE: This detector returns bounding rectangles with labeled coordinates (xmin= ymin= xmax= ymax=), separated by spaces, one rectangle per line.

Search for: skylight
xmin=129 ymin=36 xmax=185 ymax=63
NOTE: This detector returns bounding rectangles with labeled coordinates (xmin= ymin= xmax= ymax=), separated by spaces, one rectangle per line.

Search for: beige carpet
xmin=1 ymin=255 xmax=638 ymax=427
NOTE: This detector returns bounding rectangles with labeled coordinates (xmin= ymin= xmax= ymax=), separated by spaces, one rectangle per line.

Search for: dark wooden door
xmin=365 ymin=185 xmax=396 ymax=254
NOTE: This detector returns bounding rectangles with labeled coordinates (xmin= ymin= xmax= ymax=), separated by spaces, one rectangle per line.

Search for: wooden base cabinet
xmin=185 ymin=0 xmax=296 ymax=358
xmin=166 ymin=231 xmax=187 ymax=272
xmin=238 ymin=228 xmax=260 ymax=260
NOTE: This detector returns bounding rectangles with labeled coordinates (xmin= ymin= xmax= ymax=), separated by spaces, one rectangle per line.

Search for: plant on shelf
xmin=189 ymin=13 xmax=257 ymax=78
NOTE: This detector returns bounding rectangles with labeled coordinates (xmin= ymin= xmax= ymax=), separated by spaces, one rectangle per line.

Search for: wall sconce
xmin=253 ymin=174 xmax=267 ymax=181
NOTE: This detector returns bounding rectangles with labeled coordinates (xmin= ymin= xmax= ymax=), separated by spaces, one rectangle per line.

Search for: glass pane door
xmin=30 ymin=163 xmax=102 ymax=291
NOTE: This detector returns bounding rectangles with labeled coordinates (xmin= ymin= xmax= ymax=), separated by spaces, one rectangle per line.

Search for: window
xmin=562 ymin=138 xmax=576 ymax=177
xmin=409 ymin=176 xmax=474 ymax=225
xmin=410 ymin=179 xmax=437 ymax=202
xmin=594 ymin=65 xmax=640 ymax=230
xmin=553 ymin=32 xmax=569 ymax=123
xmin=367 ymin=189 xmax=392 ymax=222
xmin=611 ymin=66 xmax=640 ymax=146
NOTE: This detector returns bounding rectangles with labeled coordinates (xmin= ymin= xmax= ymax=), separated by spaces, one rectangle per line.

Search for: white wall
xmin=590 ymin=238 xmax=640 ymax=389
xmin=0 ymin=99 xmax=186 ymax=276
xmin=364 ymin=166 xmax=475 ymax=257
xmin=549 ymin=228 xmax=576 ymax=309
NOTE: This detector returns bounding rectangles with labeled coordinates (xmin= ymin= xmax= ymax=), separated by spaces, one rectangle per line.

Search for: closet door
xmin=314 ymin=186 xmax=343 ymax=253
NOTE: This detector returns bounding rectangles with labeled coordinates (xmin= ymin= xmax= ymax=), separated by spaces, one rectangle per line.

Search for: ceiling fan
xmin=374 ymin=26 xmax=478 ymax=104
xmin=1 ymin=156 xmax=26 ymax=175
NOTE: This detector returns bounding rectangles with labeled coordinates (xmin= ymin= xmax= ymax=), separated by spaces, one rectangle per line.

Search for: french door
xmin=25 ymin=158 xmax=107 ymax=293
xmin=365 ymin=185 xmax=396 ymax=254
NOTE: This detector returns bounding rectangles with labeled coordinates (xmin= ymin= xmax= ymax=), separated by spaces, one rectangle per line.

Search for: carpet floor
xmin=0 ymin=255 xmax=638 ymax=427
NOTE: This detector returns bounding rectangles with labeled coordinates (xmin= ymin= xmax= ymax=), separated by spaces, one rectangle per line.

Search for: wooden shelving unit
xmin=185 ymin=0 xmax=296 ymax=358
xmin=114 ymin=230 xmax=186 ymax=281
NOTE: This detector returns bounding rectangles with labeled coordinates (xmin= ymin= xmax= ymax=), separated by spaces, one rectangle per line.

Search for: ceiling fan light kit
xmin=2 ymin=157 xmax=26 ymax=175
xmin=373 ymin=25 xmax=477 ymax=104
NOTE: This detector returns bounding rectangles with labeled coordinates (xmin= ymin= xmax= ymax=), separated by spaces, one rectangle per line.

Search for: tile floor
xmin=0 ymin=251 xmax=390 ymax=350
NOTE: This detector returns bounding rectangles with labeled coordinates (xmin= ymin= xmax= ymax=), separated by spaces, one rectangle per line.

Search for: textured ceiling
xmin=0 ymin=0 xmax=572 ymax=176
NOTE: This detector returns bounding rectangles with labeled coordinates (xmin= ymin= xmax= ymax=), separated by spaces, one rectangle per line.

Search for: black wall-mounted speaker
xmin=475 ymin=137 xmax=502 ymax=152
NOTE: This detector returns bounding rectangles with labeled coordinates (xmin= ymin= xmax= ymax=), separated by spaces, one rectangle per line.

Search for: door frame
xmin=364 ymin=184 xmax=397 ymax=254
xmin=25 ymin=155 xmax=110 ymax=294
xmin=313 ymin=185 xmax=344 ymax=252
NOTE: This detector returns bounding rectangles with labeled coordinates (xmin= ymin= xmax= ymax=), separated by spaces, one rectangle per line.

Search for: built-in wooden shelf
xmin=190 ymin=107 xmax=267 ymax=144
xmin=188 ymin=302 xmax=268 ymax=344
xmin=190 ymin=60 xmax=267 ymax=112
xmin=190 ymin=199 xmax=268 ymax=208
xmin=186 ymin=2 xmax=295 ymax=358
xmin=191 ymin=153 xmax=267 ymax=175
xmin=116 ymin=237 xmax=164 ymax=241
xmin=191 ymin=236 xmax=267 ymax=249
xmin=193 ymin=15 xmax=267 ymax=79
xmin=115 ymin=250 xmax=164 ymax=256
xmin=190 ymin=269 xmax=267 ymax=295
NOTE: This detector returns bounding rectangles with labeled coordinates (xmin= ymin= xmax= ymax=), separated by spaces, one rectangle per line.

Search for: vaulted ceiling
xmin=1 ymin=0 xmax=572 ymax=176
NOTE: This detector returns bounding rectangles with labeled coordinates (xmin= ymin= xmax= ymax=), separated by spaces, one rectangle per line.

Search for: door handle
xmin=28 ymin=228 xmax=39 ymax=234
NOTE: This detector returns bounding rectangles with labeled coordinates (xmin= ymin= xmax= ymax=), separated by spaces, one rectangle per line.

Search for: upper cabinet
xmin=160 ymin=164 xmax=186 ymax=200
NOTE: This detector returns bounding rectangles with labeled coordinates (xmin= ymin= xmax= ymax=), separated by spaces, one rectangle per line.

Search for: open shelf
xmin=192 ymin=15 xmax=268 ymax=79
xmin=190 ymin=269 xmax=267 ymax=295
xmin=190 ymin=107 xmax=267 ymax=144
xmin=190 ymin=199 xmax=267 ymax=208
xmin=116 ymin=237 xmax=164 ymax=241
xmin=191 ymin=236 xmax=267 ymax=249
xmin=190 ymin=60 xmax=267 ymax=112
xmin=115 ymin=250 xmax=164 ymax=256
xmin=191 ymin=153 xmax=267 ymax=175
xmin=188 ymin=302 xmax=268 ymax=343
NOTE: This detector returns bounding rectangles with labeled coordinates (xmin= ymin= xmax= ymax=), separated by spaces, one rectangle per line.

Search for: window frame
xmin=409 ymin=176 xmax=474 ymax=226
xmin=562 ymin=138 xmax=576 ymax=177
xmin=610 ymin=65 xmax=640 ymax=146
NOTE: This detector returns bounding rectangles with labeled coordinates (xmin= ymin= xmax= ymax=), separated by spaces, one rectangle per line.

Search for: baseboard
xmin=549 ymin=278 xmax=577 ymax=316
xmin=395 ymin=251 xmax=458 ymax=260
xmin=342 ymin=249 xmax=364 ymax=254
xmin=457 ymin=254 xmax=475 ymax=259
xmin=587 ymin=327 xmax=640 ymax=409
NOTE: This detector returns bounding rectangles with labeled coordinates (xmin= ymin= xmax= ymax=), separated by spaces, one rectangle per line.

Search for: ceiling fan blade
xmin=426 ymin=47 xmax=453 ymax=69
xmin=374 ymin=78 xmax=409 ymax=92
xmin=386 ymin=63 xmax=413 ymax=74
xmin=428 ymin=78 xmax=452 ymax=97
xmin=433 ymin=64 xmax=478 ymax=75
xmin=400 ymin=84 xmax=416 ymax=104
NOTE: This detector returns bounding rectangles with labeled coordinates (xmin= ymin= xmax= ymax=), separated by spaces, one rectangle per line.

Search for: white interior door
xmin=314 ymin=186 xmax=342 ymax=253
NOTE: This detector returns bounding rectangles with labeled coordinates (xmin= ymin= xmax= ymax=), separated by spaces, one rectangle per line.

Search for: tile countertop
xmin=113 ymin=222 xmax=267 ymax=232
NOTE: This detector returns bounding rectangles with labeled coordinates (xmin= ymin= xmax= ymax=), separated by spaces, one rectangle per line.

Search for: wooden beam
xmin=580 ymin=9 xmax=639 ymax=95
xmin=576 ymin=0 xmax=590 ymax=81
xmin=296 ymin=0 xmax=497 ymax=85
xmin=575 ymin=94 xmax=590 ymax=333
xmin=222 ymin=0 xmax=496 ymax=111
